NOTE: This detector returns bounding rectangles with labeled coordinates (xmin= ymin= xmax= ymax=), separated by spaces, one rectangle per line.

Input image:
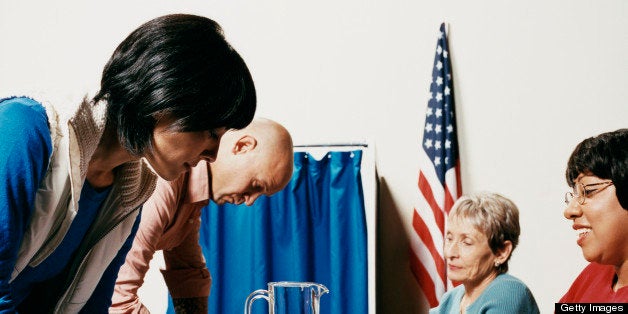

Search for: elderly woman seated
xmin=430 ymin=192 xmax=539 ymax=314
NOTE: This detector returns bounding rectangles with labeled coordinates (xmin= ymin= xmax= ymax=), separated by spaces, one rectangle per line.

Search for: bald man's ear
xmin=233 ymin=135 xmax=257 ymax=154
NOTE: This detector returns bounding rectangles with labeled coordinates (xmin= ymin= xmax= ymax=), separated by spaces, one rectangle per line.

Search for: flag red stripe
xmin=412 ymin=210 xmax=446 ymax=284
xmin=455 ymin=160 xmax=462 ymax=200
xmin=418 ymin=172 xmax=445 ymax=233
xmin=444 ymin=165 xmax=461 ymax=213
xmin=409 ymin=247 xmax=439 ymax=308
xmin=444 ymin=185 xmax=455 ymax=214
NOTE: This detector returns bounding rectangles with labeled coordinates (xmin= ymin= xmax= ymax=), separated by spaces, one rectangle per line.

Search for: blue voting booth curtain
xmin=166 ymin=150 xmax=368 ymax=314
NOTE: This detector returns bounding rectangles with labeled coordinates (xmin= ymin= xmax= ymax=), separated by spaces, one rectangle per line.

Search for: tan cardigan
xmin=11 ymin=96 xmax=157 ymax=313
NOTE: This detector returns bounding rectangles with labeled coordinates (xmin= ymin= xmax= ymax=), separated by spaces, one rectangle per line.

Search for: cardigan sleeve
xmin=0 ymin=97 xmax=52 ymax=312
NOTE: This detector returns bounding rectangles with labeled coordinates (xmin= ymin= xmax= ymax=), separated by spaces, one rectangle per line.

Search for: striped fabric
xmin=409 ymin=23 xmax=462 ymax=308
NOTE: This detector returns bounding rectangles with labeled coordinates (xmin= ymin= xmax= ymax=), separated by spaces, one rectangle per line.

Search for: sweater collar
xmin=67 ymin=96 xmax=156 ymax=211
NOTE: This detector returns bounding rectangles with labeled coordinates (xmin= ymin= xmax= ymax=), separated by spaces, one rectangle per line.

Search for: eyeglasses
xmin=564 ymin=181 xmax=613 ymax=205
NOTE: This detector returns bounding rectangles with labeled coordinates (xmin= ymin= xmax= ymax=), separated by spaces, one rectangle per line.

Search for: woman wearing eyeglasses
xmin=561 ymin=129 xmax=628 ymax=302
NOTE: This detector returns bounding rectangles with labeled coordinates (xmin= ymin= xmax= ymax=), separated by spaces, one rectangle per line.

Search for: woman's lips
xmin=576 ymin=228 xmax=591 ymax=246
xmin=448 ymin=264 xmax=461 ymax=272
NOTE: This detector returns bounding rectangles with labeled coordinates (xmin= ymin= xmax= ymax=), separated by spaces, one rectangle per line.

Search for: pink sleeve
xmin=161 ymin=210 xmax=211 ymax=298
xmin=110 ymin=177 xmax=182 ymax=313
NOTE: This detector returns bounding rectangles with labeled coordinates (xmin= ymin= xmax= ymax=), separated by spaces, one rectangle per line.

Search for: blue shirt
xmin=429 ymin=273 xmax=540 ymax=314
xmin=11 ymin=181 xmax=111 ymax=306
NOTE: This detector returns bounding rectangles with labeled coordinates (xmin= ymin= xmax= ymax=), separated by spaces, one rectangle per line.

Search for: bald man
xmin=110 ymin=118 xmax=293 ymax=313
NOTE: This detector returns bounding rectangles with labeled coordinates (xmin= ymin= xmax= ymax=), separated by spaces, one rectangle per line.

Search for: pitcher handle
xmin=244 ymin=289 xmax=270 ymax=314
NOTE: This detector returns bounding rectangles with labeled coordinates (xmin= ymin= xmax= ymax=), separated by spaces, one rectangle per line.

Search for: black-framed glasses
xmin=564 ymin=181 xmax=613 ymax=205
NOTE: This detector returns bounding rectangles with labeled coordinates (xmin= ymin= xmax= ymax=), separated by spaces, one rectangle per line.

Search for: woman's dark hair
xmin=94 ymin=14 xmax=256 ymax=155
xmin=566 ymin=128 xmax=628 ymax=210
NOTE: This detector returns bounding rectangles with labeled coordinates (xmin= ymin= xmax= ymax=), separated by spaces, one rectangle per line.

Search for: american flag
xmin=409 ymin=23 xmax=462 ymax=308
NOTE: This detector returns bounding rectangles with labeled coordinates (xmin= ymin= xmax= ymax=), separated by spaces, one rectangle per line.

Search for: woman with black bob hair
xmin=561 ymin=128 xmax=628 ymax=302
xmin=95 ymin=14 xmax=256 ymax=159
xmin=0 ymin=14 xmax=255 ymax=312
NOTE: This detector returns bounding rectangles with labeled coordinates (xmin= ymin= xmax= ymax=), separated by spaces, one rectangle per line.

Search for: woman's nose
xmin=444 ymin=242 xmax=457 ymax=259
xmin=202 ymin=146 xmax=219 ymax=163
xmin=563 ymin=200 xmax=582 ymax=220
xmin=206 ymin=152 xmax=217 ymax=163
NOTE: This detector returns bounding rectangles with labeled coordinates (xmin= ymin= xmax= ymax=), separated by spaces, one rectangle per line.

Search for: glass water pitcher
xmin=244 ymin=281 xmax=329 ymax=314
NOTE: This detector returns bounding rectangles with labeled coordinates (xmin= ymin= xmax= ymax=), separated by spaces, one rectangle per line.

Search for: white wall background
xmin=1 ymin=1 xmax=627 ymax=313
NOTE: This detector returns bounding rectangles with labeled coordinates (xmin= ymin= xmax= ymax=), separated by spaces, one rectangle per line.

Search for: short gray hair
xmin=449 ymin=192 xmax=520 ymax=274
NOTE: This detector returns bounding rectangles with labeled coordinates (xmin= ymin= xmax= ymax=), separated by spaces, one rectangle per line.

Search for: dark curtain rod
xmin=293 ymin=143 xmax=368 ymax=148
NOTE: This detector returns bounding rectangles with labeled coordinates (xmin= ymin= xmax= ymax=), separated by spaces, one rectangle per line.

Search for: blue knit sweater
xmin=429 ymin=273 xmax=539 ymax=314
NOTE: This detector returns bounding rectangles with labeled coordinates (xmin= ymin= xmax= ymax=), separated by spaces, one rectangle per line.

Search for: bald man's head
xmin=209 ymin=118 xmax=294 ymax=205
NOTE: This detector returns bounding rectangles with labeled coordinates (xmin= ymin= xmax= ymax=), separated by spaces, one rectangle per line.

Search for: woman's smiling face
xmin=564 ymin=174 xmax=628 ymax=266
